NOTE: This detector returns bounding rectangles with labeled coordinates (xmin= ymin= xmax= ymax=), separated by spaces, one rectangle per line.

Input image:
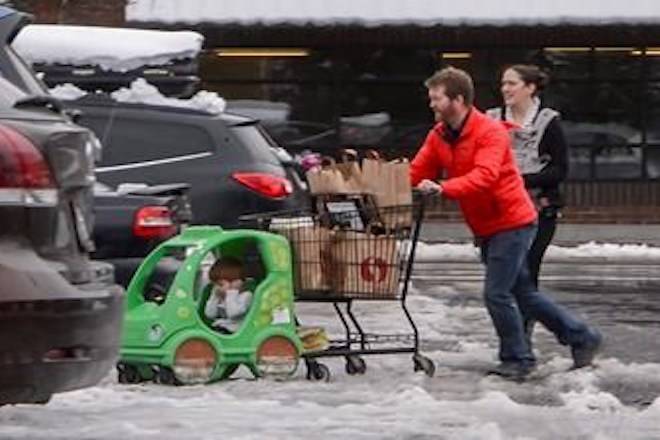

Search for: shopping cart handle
xmin=412 ymin=188 xmax=439 ymax=199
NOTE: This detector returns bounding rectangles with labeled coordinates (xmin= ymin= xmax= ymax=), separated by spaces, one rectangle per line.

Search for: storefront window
xmin=646 ymin=146 xmax=660 ymax=179
xmin=593 ymin=48 xmax=641 ymax=80
xmin=199 ymin=43 xmax=660 ymax=180
xmin=595 ymin=145 xmax=643 ymax=179
xmin=200 ymin=49 xmax=334 ymax=82
xmin=642 ymin=49 xmax=660 ymax=81
xmin=542 ymin=48 xmax=592 ymax=80
xmin=337 ymin=48 xmax=438 ymax=82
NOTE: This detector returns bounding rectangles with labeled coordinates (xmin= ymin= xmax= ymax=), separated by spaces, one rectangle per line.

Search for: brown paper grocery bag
xmin=335 ymin=161 xmax=365 ymax=194
xmin=362 ymin=158 xmax=413 ymax=228
xmin=331 ymin=231 xmax=400 ymax=298
xmin=306 ymin=166 xmax=348 ymax=194
xmin=306 ymin=157 xmax=366 ymax=195
xmin=279 ymin=225 xmax=334 ymax=293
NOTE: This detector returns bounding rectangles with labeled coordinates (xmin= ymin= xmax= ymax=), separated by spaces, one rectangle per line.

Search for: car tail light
xmin=173 ymin=338 xmax=217 ymax=384
xmin=0 ymin=124 xmax=57 ymax=206
xmin=232 ymin=172 xmax=293 ymax=199
xmin=256 ymin=336 xmax=299 ymax=378
xmin=133 ymin=206 xmax=176 ymax=240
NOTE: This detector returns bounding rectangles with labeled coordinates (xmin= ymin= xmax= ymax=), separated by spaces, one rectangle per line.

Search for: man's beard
xmin=437 ymin=108 xmax=456 ymax=124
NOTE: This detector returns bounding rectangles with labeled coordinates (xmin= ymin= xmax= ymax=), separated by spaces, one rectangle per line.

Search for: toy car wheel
xmin=345 ymin=355 xmax=366 ymax=375
xmin=412 ymin=353 xmax=435 ymax=378
xmin=306 ymin=360 xmax=331 ymax=382
xmin=117 ymin=362 xmax=143 ymax=384
xmin=155 ymin=366 xmax=181 ymax=386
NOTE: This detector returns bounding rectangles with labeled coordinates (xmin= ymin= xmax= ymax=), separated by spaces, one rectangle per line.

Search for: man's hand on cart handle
xmin=417 ymin=179 xmax=443 ymax=195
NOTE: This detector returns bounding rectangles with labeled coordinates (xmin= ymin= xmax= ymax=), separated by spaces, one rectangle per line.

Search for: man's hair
xmin=424 ymin=67 xmax=474 ymax=106
xmin=209 ymin=255 xmax=243 ymax=282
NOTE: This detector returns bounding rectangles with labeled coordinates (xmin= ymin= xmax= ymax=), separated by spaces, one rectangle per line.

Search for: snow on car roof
xmin=12 ymin=25 xmax=203 ymax=72
xmin=126 ymin=0 xmax=660 ymax=26
xmin=50 ymin=79 xmax=227 ymax=115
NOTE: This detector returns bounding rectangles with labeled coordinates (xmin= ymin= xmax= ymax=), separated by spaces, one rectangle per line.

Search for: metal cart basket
xmin=248 ymin=196 xmax=435 ymax=380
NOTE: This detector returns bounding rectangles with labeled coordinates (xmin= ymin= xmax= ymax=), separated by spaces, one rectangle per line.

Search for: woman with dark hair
xmin=488 ymin=64 xmax=569 ymax=286
xmin=487 ymin=64 xmax=569 ymax=341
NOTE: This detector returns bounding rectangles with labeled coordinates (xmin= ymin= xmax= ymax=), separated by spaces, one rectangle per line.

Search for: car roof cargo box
xmin=32 ymin=59 xmax=200 ymax=98
xmin=13 ymin=25 xmax=204 ymax=98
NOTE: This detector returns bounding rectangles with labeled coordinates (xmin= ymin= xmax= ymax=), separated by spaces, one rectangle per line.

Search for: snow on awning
xmin=126 ymin=0 xmax=660 ymax=26
xmin=13 ymin=25 xmax=203 ymax=71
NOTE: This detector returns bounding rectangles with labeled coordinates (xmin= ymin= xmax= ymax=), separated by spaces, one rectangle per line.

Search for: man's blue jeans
xmin=480 ymin=223 xmax=591 ymax=364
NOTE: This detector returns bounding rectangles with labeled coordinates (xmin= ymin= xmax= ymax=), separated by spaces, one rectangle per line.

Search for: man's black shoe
xmin=487 ymin=362 xmax=536 ymax=380
xmin=571 ymin=329 xmax=603 ymax=369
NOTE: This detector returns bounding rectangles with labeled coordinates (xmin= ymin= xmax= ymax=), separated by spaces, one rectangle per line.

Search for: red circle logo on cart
xmin=361 ymin=257 xmax=388 ymax=283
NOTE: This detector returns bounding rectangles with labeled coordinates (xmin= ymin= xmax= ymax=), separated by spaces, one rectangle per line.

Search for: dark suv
xmin=0 ymin=7 xmax=123 ymax=405
xmin=64 ymin=94 xmax=308 ymax=227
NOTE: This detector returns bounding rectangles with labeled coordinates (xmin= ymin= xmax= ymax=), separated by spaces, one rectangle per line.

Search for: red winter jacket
xmin=410 ymin=108 xmax=537 ymax=238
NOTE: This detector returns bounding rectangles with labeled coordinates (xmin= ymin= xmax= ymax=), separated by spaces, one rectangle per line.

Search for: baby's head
xmin=209 ymin=256 xmax=244 ymax=291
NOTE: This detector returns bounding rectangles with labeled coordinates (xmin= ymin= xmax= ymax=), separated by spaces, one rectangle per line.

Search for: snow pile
xmin=547 ymin=241 xmax=660 ymax=261
xmin=415 ymin=241 xmax=480 ymax=262
xmin=13 ymin=25 xmax=203 ymax=72
xmin=110 ymin=79 xmax=226 ymax=113
xmin=48 ymin=80 xmax=226 ymax=114
xmin=48 ymin=79 xmax=227 ymax=114
xmin=415 ymin=241 xmax=660 ymax=262
xmin=126 ymin=0 xmax=660 ymax=26
xmin=48 ymin=83 xmax=88 ymax=101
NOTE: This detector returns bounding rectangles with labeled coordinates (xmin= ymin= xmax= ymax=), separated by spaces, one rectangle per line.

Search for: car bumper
xmin=0 ymin=285 xmax=124 ymax=405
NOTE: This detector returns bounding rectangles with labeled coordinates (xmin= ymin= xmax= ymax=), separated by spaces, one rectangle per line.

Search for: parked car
xmin=93 ymin=182 xmax=193 ymax=287
xmin=64 ymin=94 xmax=309 ymax=227
xmin=0 ymin=6 xmax=123 ymax=405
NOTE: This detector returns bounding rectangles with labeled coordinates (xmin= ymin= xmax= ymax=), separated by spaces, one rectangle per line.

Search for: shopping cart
xmin=245 ymin=195 xmax=435 ymax=381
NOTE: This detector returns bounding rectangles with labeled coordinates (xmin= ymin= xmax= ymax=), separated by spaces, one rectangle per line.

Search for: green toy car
xmin=116 ymin=226 xmax=302 ymax=385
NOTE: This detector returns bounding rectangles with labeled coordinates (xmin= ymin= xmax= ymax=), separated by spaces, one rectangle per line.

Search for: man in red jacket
xmin=411 ymin=67 xmax=602 ymax=379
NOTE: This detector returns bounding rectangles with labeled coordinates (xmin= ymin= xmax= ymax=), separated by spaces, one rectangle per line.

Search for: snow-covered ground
xmin=2 ymin=283 xmax=659 ymax=440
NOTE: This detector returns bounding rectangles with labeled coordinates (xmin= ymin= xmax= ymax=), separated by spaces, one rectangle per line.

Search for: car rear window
xmin=96 ymin=118 xmax=214 ymax=166
xmin=229 ymin=124 xmax=281 ymax=166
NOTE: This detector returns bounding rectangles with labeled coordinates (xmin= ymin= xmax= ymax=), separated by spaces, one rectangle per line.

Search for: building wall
xmin=11 ymin=0 xmax=127 ymax=26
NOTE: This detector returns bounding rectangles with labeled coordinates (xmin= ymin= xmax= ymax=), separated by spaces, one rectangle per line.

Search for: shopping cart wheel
xmin=117 ymin=362 xmax=143 ymax=384
xmin=155 ymin=366 xmax=182 ymax=386
xmin=412 ymin=353 xmax=435 ymax=378
xmin=345 ymin=355 xmax=367 ymax=375
xmin=306 ymin=360 xmax=331 ymax=382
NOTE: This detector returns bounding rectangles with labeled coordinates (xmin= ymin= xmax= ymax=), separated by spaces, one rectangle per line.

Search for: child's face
xmin=216 ymin=278 xmax=243 ymax=292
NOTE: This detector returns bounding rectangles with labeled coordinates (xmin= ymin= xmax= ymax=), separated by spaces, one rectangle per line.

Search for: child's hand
xmin=218 ymin=279 xmax=243 ymax=293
